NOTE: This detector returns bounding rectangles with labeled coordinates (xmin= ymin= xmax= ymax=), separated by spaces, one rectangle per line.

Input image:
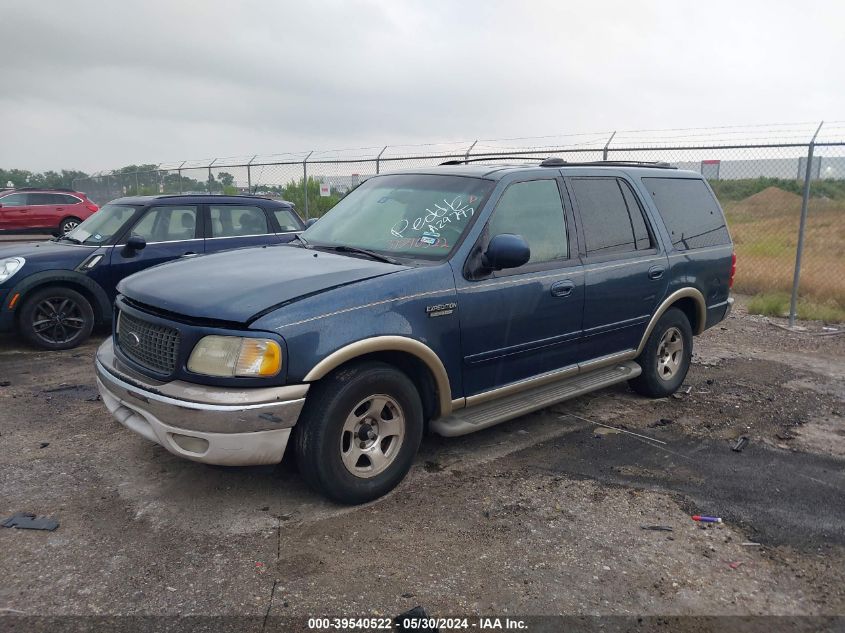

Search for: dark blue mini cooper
xmin=95 ymin=160 xmax=734 ymax=504
xmin=0 ymin=194 xmax=303 ymax=349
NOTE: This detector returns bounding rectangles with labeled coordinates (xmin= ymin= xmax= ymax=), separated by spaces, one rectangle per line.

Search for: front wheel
xmin=293 ymin=361 xmax=423 ymax=504
xmin=629 ymin=307 xmax=693 ymax=398
xmin=18 ymin=287 xmax=95 ymax=350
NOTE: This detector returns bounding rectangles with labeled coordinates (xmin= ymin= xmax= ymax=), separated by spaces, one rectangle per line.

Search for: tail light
xmin=85 ymin=203 xmax=98 ymax=212
xmin=729 ymin=252 xmax=736 ymax=289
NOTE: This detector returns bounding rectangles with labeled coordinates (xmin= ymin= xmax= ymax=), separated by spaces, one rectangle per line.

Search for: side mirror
xmin=305 ymin=218 xmax=318 ymax=228
xmin=482 ymin=234 xmax=531 ymax=271
xmin=121 ymin=235 xmax=147 ymax=258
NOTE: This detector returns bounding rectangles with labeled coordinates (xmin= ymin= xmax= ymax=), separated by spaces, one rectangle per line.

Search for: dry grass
xmin=722 ymin=187 xmax=845 ymax=317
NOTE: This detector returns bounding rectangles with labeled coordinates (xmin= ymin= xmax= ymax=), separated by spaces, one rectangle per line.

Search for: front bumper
xmin=95 ymin=338 xmax=308 ymax=466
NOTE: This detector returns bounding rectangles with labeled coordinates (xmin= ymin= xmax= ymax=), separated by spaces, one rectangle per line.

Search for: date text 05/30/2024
xmin=307 ymin=616 xmax=528 ymax=630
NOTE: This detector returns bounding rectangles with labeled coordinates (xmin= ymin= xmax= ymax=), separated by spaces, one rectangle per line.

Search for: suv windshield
xmin=301 ymin=174 xmax=494 ymax=261
xmin=64 ymin=204 xmax=138 ymax=245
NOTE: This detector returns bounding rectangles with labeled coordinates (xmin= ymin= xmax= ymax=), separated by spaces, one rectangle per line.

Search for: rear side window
xmin=210 ymin=206 xmax=270 ymax=237
xmin=273 ymin=208 xmax=300 ymax=232
xmin=642 ymin=178 xmax=730 ymax=251
xmin=571 ymin=178 xmax=653 ymax=256
xmin=59 ymin=194 xmax=82 ymax=204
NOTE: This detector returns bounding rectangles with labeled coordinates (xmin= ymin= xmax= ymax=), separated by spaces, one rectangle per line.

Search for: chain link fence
xmin=72 ymin=122 xmax=845 ymax=322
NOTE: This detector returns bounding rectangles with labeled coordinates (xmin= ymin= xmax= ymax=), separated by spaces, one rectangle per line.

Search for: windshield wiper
xmin=54 ymin=235 xmax=82 ymax=244
xmin=290 ymin=234 xmax=310 ymax=248
xmin=322 ymin=245 xmax=399 ymax=265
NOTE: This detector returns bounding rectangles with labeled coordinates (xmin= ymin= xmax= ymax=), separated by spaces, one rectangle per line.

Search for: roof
xmin=386 ymin=159 xmax=702 ymax=181
xmin=110 ymin=194 xmax=294 ymax=206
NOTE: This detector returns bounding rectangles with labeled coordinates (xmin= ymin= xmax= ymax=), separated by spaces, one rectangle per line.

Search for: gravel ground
xmin=0 ymin=298 xmax=843 ymax=626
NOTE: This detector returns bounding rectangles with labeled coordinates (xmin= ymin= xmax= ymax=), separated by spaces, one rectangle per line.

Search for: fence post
xmin=788 ymin=121 xmax=824 ymax=327
xmin=465 ymin=140 xmax=478 ymax=160
xmin=602 ymin=131 xmax=616 ymax=161
xmin=177 ymin=161 xmax=186 ymax=194
xmin=375 ymin=146 xmax=387 ymax=175
xmin=247 ymin=155 xmax=257 ymax=193
xmin=135 ymin=171 xmax=140 ymax=194
xmin=303 ymin=151 xmax=314 ymax=219
xmin=208 ymin=158 xmax=217 ymax=193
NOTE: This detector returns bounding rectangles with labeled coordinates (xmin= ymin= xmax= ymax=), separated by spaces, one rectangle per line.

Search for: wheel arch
xmin=10 ymin=271 xmax=111 ymax=324
xmin=303 ymin=336 xmax=452 ymax=418
xmin=636 ymin=287 xmax=706 ymax=356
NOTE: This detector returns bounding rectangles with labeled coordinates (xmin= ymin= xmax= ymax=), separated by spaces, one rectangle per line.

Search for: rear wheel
xmin=294 ymin=361 xmax=423 ymax=504
xmin=629 ymin=307 xmax=693 ymax=398
xmin=19 ymin=287 xmax=94 ymax=350
xmin=59 ymin=217 xmax=82 ymax=234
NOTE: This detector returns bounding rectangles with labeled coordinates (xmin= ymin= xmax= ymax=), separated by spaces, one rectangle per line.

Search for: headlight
xmin=187 ymin=335 xmax=282 ymax=377
xmin=0 ymin=257 xmax=25 ymax=285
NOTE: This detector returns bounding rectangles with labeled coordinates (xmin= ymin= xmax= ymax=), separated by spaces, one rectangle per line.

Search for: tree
xmin=280 ymin=177 xmax=341 ymax=217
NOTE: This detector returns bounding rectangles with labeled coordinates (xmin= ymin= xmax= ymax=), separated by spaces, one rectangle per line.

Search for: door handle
xmin=550 ymin=279 xmax=575 ymax=297
xmin=648 ymin=266 xmax=665 ymax=280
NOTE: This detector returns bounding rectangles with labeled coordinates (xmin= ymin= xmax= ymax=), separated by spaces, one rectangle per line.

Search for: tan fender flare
xmin=303 ymin=336 xmax=453 ymax=416
xmin=636 ymin=287 xmax=707 ymax=355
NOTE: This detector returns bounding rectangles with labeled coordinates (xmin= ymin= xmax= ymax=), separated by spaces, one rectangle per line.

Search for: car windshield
xmin=301 ymin=174 xmax=494 ymax=261
xmin=64 ymin=204 xmax=138 ymax=245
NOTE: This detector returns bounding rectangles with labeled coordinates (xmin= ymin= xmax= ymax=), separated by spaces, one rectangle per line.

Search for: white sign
xmin=319 ymin=183 xmax=331 ymax=197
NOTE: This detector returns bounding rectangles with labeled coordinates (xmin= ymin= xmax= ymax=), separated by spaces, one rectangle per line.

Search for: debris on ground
xmin=728 ymin=561 xmax=744 ymax=570
xmin=692 ymin=515 xmax=722 ymax=524
xmin=776 ymin=431 xmax=796 ymax=441
xmin=732 ymin=436 xmax=750 ymax=452
xmin=395 ymin=606 xmax=439 ymax=632
xmin=0 ymin=380 xmax=10 ymax=387
xmin=423 ymin=461 xmax=445 ymax=472
xmin=1 ymin=512 xmax=59 ymax=531
xmin=39 ymin=442 xmax=49 ymax=449
xmin=648 ymin=418 xmax=674 ymax=428
xmin=640 ymin=525 xmax=673 ymax=532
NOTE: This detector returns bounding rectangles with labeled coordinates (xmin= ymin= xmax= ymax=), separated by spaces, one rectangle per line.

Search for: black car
xmin=0 ymin=194 xmax=304 ymax=350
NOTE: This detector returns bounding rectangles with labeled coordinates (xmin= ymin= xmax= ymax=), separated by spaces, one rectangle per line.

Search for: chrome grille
xmin=117 ymin=310 xmax=180 ymax=374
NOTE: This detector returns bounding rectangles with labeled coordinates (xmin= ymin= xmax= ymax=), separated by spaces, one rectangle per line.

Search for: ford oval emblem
xmin=128 ymin=332 xmax=141 ymax=347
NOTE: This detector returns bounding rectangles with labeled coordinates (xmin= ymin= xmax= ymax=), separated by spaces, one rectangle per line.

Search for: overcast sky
xmin=1 ymin=0 xmax=843 ymax=172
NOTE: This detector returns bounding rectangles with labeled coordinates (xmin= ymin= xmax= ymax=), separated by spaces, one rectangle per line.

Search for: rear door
xmin=29 ymin=193 xmax=70 ymax=229
xmin=204 ymin=203 xmax=282 ymax=253
xmin=567 ymin=174 xmax=668 ymax=360
xmin=0 ymin=193 xmax=32 ymax=230
xmin=108 ymin=204 xmax=204 ymax=286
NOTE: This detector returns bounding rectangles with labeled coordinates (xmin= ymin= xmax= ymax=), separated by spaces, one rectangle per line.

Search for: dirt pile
xmin=737 ymin=186 xmax=803 ymax=215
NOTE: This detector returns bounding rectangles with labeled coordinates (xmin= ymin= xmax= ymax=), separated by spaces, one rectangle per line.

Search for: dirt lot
xmin=1 ymin=298 xmax=844 ymax=628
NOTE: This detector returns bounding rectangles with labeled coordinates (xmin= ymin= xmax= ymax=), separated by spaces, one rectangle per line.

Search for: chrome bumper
xmin=95 ymin=338 xmax=308 ymax=466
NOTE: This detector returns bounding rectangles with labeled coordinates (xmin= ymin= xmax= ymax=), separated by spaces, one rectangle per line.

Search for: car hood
xmin=118 ymin=244 xmax=410 ymax=324
xmin=0 ymin=240 xmax=95 ymax=268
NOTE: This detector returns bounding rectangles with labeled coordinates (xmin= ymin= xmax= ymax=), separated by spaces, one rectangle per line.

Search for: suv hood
xmin=118 ymin=244 xmax=409 ymax=324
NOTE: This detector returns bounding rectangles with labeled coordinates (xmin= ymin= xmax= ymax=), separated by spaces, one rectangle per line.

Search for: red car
xmin=0 ymin=188 xmax=99 ymax=234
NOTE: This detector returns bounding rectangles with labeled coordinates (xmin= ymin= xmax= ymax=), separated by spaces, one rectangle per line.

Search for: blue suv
xmin=94 ymin=160 xmax=734 ymax=504
xmin=0 ymin=194 xmax=303 ymax=349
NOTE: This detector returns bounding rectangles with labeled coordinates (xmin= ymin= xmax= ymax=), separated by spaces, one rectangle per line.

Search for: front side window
xmin=302 ymin=174 xmax=495 ymax=261
xmin=486 ymin=179 xmax=568 ymax=265
xmin=131 ymin=206 xmax=198 ymax=242
xmin=210 ymin=206 xmax=269 ymax=237
xmin=0 ymin=193 xmax=28 ymax=206
xmin=64 ymin=204 xmax=139 ymax=244
xmin=571 ymin=178 xmax=652 ymax=257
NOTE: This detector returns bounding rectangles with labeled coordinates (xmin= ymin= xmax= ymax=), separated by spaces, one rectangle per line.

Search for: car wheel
xmin=19 ymin=287 xmax=95 ymax=350
xmin=59 ymin=217 xmax=82 ymax=233
xmin=629 ymin=307 xmax=693 ymax=398
xmin=294 ymin=361 xmax=423 ymax=504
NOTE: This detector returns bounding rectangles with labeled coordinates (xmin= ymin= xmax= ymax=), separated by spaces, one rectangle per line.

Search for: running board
xmin=431 ymin=361 xmax=641 ymax=437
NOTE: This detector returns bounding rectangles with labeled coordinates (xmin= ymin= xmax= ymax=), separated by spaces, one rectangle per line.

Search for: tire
xmin=629 ymin=307 xmax=693 ymax=398
xmin=294 ymin=361 xmax=424 ymax=504
xmin=59 ymin=217 xmax=82 ymax=234
xmin=18 ymin=286 xmax=95 ymax=350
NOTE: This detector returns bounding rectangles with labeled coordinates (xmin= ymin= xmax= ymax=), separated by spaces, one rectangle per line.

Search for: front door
xmin=455 ymin=177 xmax=584 ymax=398
xmin=0 ymin=193 xmax=32 ymax=230
xmin=108 ymin=204 xmax=204 ymax=288
xmin=567 ymin=175 xmax=669 ymax=360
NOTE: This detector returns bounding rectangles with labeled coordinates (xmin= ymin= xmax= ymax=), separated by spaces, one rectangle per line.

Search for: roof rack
xmin=12 ymin=186 xmax=80 ymax=192
xmin=439 ymin=156 xmax=676 ymax=169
